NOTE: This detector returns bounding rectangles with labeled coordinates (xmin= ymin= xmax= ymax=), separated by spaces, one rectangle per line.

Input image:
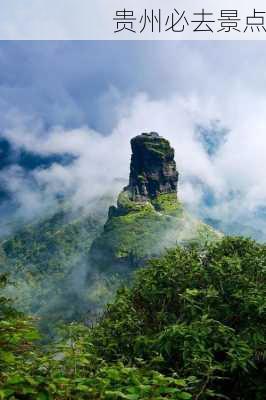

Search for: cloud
xmin=1 ymin=41 xmax=266 ymax=239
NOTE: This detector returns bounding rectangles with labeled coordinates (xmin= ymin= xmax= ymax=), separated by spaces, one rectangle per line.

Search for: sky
xmin=0 ymin=0 xmax=261 ymax=40
xmin=1 ymin=41 xmax=266 ymax=239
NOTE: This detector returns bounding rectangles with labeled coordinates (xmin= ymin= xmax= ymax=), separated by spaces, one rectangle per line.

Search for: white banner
xmin=1 ymin=0 xmax=266 ymax=39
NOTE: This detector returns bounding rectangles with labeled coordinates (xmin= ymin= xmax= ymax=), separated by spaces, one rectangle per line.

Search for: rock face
xmin=89 ymin=132 xmax=221 ymax=272
xmin=127 ymin=132 xmax=178 ymax=201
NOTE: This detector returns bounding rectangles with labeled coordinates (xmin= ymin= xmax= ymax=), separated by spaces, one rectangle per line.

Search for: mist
xmin=2 ymin=89 xmax=266 ymax=239
xmin=2 ymin=41 xmax=266 ymax=335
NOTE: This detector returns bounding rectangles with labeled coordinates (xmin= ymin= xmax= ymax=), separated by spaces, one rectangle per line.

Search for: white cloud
xmin=2 ymin=41 xmax=266 ymax=238
xmin=1 ymin=90 xmax=264 ymax=225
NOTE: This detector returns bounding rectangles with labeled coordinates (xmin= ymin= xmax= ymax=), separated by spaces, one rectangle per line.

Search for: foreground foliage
xmin=0 ymin=205 xmax=107 ymax=336
xmin=93 ymin=237 xmax=266 ymax=399
xmin=1 ymin=237 xmax=266 ymax=399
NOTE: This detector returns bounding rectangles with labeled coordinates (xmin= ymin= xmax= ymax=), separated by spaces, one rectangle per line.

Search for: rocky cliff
xmin=127 ymin=132 xmax=178 ymax=201
xmin=90 ymin=132 xmax=221 ymax=271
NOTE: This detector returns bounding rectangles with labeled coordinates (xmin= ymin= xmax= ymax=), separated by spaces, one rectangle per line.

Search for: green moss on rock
xmin=116 ymin=190 xmax=154 ymax=214
xmin=90 ymin=191 xmax=221 ymax=271
xmin=144 ymin=140 xmax=173 ymax=159
xmin=152 ymin=193 xmax=183 ymax=216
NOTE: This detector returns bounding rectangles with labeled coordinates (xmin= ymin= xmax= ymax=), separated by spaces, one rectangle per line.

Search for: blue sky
xmin=1 ymin=41 xmax=266 ymax=239
xmin=0 ymin=41 xmax=260 ymax=132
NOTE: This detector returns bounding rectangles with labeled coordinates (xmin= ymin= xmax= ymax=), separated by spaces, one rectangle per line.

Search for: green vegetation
xmin=144 ymin=140 xmax=174 ymax=159
xmin=1 ymin=237 xmax=265 ymax=399
xmin=152 ymin=193 xmax=183 ymax=215
xmin=0 ymin=206 xmax=107 ymax=334
xmin=91 ymin=191 xmax=220 ymax=270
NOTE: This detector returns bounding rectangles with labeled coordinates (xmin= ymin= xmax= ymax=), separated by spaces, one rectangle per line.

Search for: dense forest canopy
xmin=1 ymin=237 xmax=265 ymax=399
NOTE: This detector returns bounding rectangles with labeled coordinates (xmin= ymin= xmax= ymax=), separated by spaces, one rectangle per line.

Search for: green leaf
xmin=36 ymin=393 xmax=50 ymax=400
xmin=7 ymin=374 xmax=25 ymax=385
xmin=177 ymin=393 xmax=192 ymax=400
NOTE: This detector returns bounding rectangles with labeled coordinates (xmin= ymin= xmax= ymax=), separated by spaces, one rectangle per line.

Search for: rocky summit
xmin=127 ymin=132 xmax=178 ymax=201
xmin=90 ymin=132 xmax=221 ymax=271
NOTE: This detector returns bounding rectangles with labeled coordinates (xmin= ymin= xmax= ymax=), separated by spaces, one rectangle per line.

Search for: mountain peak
xmin=89 ymin=132 xmax=220 ymax=271
xmin=126 ymin=132 xmax=179 ymax=201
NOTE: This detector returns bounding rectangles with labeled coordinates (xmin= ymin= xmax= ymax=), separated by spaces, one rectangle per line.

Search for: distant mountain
xmin=0 ymin=201 xmax=110 ymax=333
xmin=0 ymin=136 xmax=75 ymax=203
xmin=204 ymin=217 xmax=266 ymax=242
